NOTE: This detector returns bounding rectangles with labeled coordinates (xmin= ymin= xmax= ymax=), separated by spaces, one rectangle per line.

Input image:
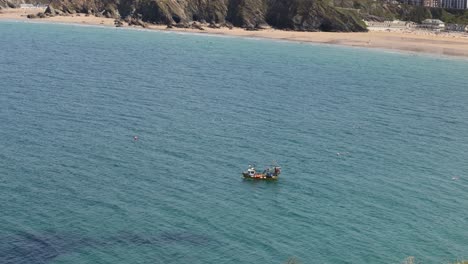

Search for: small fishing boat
xmin=242 ymin=165 xmax=281 ymax=180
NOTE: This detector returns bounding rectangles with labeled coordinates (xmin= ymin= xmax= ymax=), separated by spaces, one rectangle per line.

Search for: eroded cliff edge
xmin=2 ymin=0 xmax=367 ymax=32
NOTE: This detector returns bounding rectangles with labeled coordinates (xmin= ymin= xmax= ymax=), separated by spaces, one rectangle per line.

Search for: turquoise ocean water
xmin=0 ymin=21 xmax=467 ymax=264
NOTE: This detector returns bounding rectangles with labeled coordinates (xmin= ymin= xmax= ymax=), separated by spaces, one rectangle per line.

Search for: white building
xmin=445 ymin=23 xmax=468 ymax=31
xmin=365 ymin=20 xmax=417 ymax=29
xmin=441 ymin=0 xmax=468 ymax=9
xmin=419 ymin=19 xmax=445 ymax=31
xmin=401 ymin=0 xmax=424 ymax=5
xmin=19 ymin=4 xmax=48 ymax=9
xmin=19 ymin=4 xmax=35 ymax=8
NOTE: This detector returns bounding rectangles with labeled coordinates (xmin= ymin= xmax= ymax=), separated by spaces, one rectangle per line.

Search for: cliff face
xmin=43 ymin=0 xmax=367 ymax=32
xmin=5 ymin=0 xmax=468 ymax=31
xmin=0 ymin=0 xmax=381 ymax=32
xmin=267 ymin=0 xmax=366 ymax=31
xmin=0 ymin=0 xmax=48 ymax=8
xmin=0 ymin=0 xmax=25 ymax=8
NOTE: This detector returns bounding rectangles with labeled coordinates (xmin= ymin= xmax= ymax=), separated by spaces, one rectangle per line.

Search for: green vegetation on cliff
xmin=40 ymin=0 xmax=368 ymax=32
xmin=266 ymin=0 xmax=366 ymax=31
xmin=335 ymin=0 xmax=468 ymax=24
xmin=5 ymin=0 xmax=468 ymax=31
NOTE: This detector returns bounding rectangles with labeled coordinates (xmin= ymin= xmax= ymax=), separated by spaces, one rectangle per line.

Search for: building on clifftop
xmin=401 ymin=0 xmax=424 ymax=5
xmin=423 ymin=0 xmax=441 ymax=7
xmin=441 ymin=0 xmax=468 ymax=8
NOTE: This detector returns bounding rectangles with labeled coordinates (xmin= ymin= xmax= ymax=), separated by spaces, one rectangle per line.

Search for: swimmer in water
xmin=133 ymin=136 xmax=139 ymax=141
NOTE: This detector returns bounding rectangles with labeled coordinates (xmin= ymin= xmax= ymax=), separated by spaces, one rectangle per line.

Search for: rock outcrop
xmin=18 ymin=0 xmax=368 ymax=32
xmin=8 ymin=0 xmax=468 ymax=31
xmin=266 ymin=0 xmax=366 ymax=31
xmin=0 ymin=0 xmax=16 ymax=8
xmin=0 ymin=0 xmax=48 ymax=9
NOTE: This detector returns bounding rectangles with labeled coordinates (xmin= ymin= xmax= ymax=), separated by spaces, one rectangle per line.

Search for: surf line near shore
xmin=2 ymin=8 xmax=468 ymax=58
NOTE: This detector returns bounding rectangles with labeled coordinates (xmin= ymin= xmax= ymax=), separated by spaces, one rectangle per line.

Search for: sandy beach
xmin=2 ymin=7 xmax=468 ymax=57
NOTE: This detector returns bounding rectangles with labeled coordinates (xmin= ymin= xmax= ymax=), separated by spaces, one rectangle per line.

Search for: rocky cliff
xmin=4 ymin=0 xmax=468 ymax=30
xmin=0 ymin=0 xmax=48 ymax=8
xmin=39 ymin=0 xmax=367 ymax=32
xmin=0 ymin=0 xmax=24 ymax=8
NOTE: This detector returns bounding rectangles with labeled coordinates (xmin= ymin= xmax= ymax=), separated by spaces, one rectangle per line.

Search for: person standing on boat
xmin=274 ymin=167 xmax=280 ymax=176
xmin=247 ymin=166 xmax=256 ymax=177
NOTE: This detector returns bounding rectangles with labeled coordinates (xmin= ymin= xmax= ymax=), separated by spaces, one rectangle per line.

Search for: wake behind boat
xmin=242 ymin=165 xmax=281 ymax=180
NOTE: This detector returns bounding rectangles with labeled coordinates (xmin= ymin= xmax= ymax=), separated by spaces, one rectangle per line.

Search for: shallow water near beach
xmin=1 ymin=21 xmax=467 ymax=264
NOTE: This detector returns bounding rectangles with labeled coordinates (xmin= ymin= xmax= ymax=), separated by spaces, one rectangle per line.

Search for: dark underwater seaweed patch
xmin=0 ymin=230 xmax=212 ymax=263
xmin=0 ymin=231 xmax=82 ymax=264
xmin=159 ymin=231 xmax=211 ymax=246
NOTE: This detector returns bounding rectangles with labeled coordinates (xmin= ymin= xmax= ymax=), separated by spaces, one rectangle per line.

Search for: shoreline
xmin=2 ymin=8 xmax=468 ymax=58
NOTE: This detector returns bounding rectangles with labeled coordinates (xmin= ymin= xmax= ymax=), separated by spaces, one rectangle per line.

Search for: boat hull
xmin=242 ymin=172 xmax=278 ymax=180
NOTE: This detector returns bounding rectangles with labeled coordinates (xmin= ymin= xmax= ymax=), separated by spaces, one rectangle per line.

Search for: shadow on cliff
xmin=40 ymin=0 xmax=368 ymax=32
